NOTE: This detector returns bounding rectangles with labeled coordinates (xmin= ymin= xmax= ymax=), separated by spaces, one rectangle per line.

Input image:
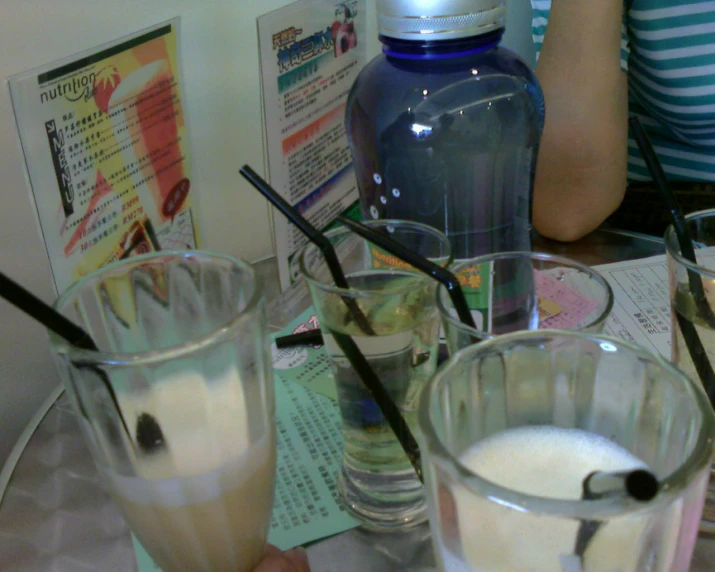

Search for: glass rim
xmin=418 ymin=329 xmax=715 ymax=519
xmin=436 ymin=251 xmax=614 ymax=336
xmin=297 ymin=218 xmax=452 ymax=298
xmin=51 ymin=250 xmax=262 ymax=367
xmin=664 ymin=208 xmax=715 ymax=279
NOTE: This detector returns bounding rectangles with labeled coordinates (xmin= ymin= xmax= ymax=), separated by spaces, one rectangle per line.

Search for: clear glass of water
xmin=49 ymin=251 xmax=276 ymax=572
xmin=298 ymin=219 xmax=452 ymax=530
xmin=665 ymin=208 xmax=715 ymax=537
xmin=418 ymin=329 xmax=714 ymax=571
xmin=437 ymin=251 xmax=613 ymax=355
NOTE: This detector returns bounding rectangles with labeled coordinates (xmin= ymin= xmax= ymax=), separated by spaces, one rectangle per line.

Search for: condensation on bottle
xmin=346 ymin=0 xmax=544 ymax=260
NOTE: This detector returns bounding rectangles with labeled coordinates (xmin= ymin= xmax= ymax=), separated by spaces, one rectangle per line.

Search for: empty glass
xmin=437 ymin=251 xmax=613 ymax=354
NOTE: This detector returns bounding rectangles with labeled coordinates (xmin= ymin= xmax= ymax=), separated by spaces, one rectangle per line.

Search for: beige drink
xmin=103 ymin=370 xmax=276 ymax=572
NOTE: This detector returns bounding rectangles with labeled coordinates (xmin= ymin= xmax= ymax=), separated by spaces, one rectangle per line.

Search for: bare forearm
xmin=533 ymin=0 xmax=628 ymax=241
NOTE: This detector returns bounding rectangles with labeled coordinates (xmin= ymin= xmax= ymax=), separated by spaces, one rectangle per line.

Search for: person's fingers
xmin=263 ymin=544 xmax=283 ymax=557
xmin=253 ymin=553 xmax=297 ymax=572
xmin=254 ymin=545 xmax=310 ymax=572
xmin=284 ymin=547 xmax=310 ymax=571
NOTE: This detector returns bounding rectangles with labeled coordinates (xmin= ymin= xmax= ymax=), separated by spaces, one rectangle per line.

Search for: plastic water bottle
xmin=346 ymin=0 xmax=544 ymax=260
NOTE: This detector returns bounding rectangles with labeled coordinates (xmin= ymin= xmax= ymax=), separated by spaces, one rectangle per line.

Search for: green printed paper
xmin=268 ymin=374 xmax=358 ymax=549
xmin=453 ymin=260 xmax=492 ymax=330
xmin=132 ymin=535 xmax=160 ymax=571
xmin=271 ymin=307 xmax=338 ymax=401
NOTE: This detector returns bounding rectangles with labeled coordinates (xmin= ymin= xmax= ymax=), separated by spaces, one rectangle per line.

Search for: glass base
xmin=338 ymin=462 xmax=427 ymax=530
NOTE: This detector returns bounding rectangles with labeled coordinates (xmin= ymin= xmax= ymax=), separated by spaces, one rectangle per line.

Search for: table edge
xmin=0 ymin=384 xmax=64 ymax=508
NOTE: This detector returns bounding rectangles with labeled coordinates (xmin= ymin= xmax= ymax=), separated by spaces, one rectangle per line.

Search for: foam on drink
xmin=100 ymin=368 xmax=275 ymax=572
xmin=436 ymin=426 xmax=679 ymax=572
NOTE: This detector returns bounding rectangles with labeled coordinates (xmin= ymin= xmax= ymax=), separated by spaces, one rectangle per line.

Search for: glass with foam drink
xmin=418 ymin=330 xmax=714 ymax=571
xmin=298 ymin=219 xmax=451 ymax=530
xmin=49 ymin=251 xmax=275 ymax=572
xmin=437 ymin=251 xmax=613 ymax=356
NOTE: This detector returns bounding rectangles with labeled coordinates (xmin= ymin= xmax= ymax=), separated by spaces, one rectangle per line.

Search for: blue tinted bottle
xmin=346 ymin=0 xmax=544 ymax=260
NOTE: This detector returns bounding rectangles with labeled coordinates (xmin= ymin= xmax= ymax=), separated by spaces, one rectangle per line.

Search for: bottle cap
xmin=377 ymin=0 xmax=506 ymax=41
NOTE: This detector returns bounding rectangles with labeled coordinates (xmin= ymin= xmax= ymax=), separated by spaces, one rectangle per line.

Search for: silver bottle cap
xmin=377 ymin=0 xmax=506 ymax=41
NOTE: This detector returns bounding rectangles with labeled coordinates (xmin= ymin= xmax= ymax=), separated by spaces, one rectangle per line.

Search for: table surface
xmin=1 ymin=228 xmax=713 ymax=572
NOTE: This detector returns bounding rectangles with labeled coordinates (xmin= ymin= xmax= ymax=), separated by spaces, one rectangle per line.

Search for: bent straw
xmin=238 ymin=165 xmax=423 ymax=481
xmin=629 ymin=116 xmax=715 ymax=327
xmin=582 ymin=469 xmax=659 ymax=502
xmin=239 ymin=165 xmax=375 ymax=336
xmin=629 ymin=116 xmax=715 ymax=405
xmin=337 ymin=216 xmax=478 ymax=330
xmin=0 ymin=271 xmax=135 ymax=444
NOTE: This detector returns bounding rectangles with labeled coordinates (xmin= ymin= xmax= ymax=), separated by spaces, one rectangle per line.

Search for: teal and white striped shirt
xmin=531 ymin=0 xmax=715 ymax=182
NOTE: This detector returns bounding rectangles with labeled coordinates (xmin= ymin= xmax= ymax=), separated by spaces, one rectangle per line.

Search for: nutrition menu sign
xmin=9 ymin=18 xmax=200 ymax=293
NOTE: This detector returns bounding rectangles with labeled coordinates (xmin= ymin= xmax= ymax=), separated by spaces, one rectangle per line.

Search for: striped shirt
xmin=531 ymin=0 xmax=715 ymax=182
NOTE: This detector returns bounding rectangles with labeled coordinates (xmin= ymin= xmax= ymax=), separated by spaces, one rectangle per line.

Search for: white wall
xmin=0 ymin=1 xmax=533 ymax=468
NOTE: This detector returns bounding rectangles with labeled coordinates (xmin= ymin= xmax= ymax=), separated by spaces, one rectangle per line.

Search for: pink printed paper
xmin=535 ymin=270 xmax=599 ymax=330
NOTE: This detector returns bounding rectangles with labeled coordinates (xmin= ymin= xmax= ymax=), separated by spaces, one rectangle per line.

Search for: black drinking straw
xmin=239 ymin=165 xmax=375 ymax=337
xmin=629 ymin=116 xmax=715 ymax=406
xmin=276 ymin=329 xmax=324 ymax=348
xmin=239 ymin=165 xmax=423 ymax=481
xmin=337 ymin=216 xmax=478 ymax=330
xmin=333 ymin=331 xmax=423 ymax=480
xmin=575 ymin=468 xmax=659 ymax=560
xmin=0 ymin=271 xmax=136 ymax=447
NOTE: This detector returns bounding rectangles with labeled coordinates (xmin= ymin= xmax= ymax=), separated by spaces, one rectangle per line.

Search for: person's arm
xmin=532 ymin=0 xmax=629 ymax=242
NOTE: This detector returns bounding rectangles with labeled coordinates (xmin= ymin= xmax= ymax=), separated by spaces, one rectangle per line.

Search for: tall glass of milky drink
xmin=666 ymin=208 xmax=715 ymax=536
xmin=418 ymin=330 xmax=715 ymax=571
xmin=48 ymin=251 xmax=276 ymax=572
xmin=298 ymin=219 xmax=452 ymax=529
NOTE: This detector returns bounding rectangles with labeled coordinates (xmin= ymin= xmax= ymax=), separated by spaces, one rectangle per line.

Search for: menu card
xmin=257 ymin=0 xmax=367 ymax=289
xmin=594 ymin=253 xmax=674 ymax=357
xmin=8 ymin=19 xmax=200 ymax=294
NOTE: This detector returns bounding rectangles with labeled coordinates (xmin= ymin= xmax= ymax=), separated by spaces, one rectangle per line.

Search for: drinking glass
xmin=298 ymin=219 xmax=451 ymax=529
xmin=665 ymin=208 xmax=715 ymax=536
xmin=49 ymin=251 xmax=275 ymax=572
xmin=418 ymin=329 xmax=714 ymax=571
xmin=437 ymin=251 xmax=613 ymax=354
